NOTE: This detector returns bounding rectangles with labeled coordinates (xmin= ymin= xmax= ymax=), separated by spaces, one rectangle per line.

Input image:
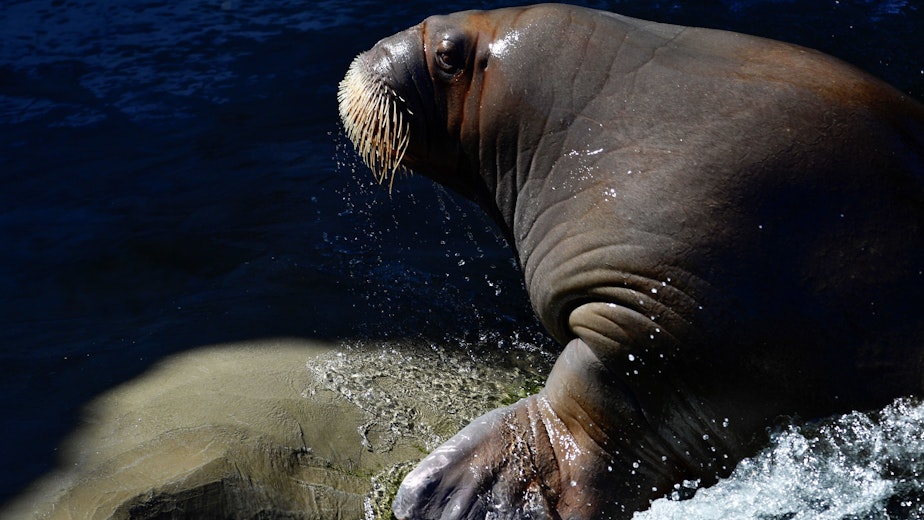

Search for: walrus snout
xmin=338 ymin=26 xmax=439 ymax=190
xmin=338 ymin=34 xmax=419 ymax=189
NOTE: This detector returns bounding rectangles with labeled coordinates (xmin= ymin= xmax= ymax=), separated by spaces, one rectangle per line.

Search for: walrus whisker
xmin=337 ymin=56 xmax=410 ymax=192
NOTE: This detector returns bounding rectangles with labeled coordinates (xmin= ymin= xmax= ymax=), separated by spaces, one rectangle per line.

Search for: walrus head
xmin=337 ymin=6 xmax=629 ymax=240
xmin=338 ymin=14 xmax=486 ymax=198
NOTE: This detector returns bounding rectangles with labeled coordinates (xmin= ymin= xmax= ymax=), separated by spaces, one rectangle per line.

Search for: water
xmin=1 ymin=0 xmax=922 ymax=515
xmin=308 ymin=332 xmax=554 ymax=455
xmin=638 ymin=398 xmax=924 ymax=519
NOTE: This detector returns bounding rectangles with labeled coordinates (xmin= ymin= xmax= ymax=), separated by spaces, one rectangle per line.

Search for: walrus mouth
xmin=337 ymin=56 xmax=411 ymax=191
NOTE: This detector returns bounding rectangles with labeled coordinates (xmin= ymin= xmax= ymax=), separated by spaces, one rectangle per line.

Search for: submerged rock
xmin=1 ymin=337 xmax=552 ymax=519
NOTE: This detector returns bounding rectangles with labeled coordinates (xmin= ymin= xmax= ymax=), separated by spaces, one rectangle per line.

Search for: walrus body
xmin=338 ymin=3 xmax=924 ymax=518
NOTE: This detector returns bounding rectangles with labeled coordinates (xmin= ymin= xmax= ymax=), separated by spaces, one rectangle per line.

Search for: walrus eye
xmin=435 ymin=38 xmax=464 ymax=74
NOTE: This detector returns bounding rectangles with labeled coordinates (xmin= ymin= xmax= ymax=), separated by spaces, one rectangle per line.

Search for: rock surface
xmin=1 ymin=338 xmax=551 ymax=519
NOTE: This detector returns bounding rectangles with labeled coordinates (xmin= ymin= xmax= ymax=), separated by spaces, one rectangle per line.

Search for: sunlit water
xmin=638 ymin=398 xmax=924 ymax=520
xmin=2 ymin=0 xmax=923 ymax=514
xmin=306 ymin=332 xmax=556 ymax=519
xmin=308 ymin=332 xmax=554 ymax=454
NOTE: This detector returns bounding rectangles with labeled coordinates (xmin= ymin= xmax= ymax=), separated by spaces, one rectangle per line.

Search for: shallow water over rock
xmin=0 ymin=336 xmax=554 ymax=519
xmin=308 ymin=334 xmax=553 ymax=455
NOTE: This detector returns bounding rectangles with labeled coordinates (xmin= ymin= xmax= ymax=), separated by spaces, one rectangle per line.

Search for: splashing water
xmin=307 ymin=333 xmax=554 ymax=454
xmin=637 ymin=398 xmax=924 ymax=520
xmin=306 ymin=333 xmax=555 ymax=519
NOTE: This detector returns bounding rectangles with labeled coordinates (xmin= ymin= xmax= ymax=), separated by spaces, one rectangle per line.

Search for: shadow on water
xmin=0 ymin=0 xmax=922 ymax=510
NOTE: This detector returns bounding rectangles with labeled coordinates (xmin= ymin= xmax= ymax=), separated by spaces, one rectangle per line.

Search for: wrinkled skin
xmin=342 ymin=4 xmax=924 ymax=519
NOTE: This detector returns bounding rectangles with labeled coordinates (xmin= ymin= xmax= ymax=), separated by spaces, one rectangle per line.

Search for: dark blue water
xmin=1 ymin=0 xmax=921 ymax=508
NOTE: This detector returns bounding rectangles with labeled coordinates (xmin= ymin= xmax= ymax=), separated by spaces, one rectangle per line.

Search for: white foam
xmin=636 ymin=398 xmax=924 ymax=519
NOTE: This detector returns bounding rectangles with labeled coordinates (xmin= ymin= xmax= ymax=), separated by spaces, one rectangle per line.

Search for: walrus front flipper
xmin=392 ymin=383 xmax=645 ymax=520
xmin=392 ymin=333 xmax=733 ymax=519
xmin=392 ymin=402 xmax=559 ymax=520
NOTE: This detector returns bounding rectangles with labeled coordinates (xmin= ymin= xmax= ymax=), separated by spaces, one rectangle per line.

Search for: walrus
xmin=337 ymin=3 xmax=924 ymax=518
